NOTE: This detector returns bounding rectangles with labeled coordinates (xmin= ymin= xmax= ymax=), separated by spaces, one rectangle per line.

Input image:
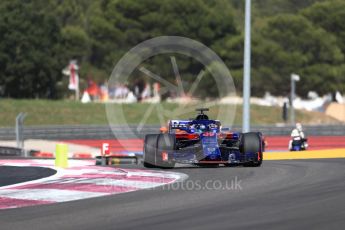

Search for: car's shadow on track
xmin=112 ymin=162 xmax=253 ymax=170
xmin=156 ymin=164 xmax=250 ymax=170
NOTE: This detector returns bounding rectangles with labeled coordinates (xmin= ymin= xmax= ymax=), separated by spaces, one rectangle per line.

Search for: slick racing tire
xmin=241 ymin=132 xmax=263 ymax=167
xmin=143 ymin=134 xmax=159 ymax=168
xmin=156 ymin=134 xmax=176 ymax=169
xmin=244 ymin=151 xmax=263 ymax=167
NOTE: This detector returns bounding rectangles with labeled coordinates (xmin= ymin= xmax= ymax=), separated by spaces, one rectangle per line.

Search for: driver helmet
xmin=296 ymin=123 xmax=303 ymax=132
xmin=197 ymin=124 xmax=207 ymax=133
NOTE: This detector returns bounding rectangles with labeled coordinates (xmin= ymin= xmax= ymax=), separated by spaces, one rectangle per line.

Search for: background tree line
xmin=0 ymin=0 xmax=344 ymax=99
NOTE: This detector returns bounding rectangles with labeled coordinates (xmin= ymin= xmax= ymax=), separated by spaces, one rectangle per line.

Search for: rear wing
xmin=168 ymin=119 xmax=222 ymax=133
xmin=168 ymin=120 xmax=191 ymax=133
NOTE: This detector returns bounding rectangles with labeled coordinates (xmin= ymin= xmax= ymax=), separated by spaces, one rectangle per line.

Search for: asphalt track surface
xmin=0 ymin=166 xmax=56 ymax=187
xmin=1 ymin=159 xmax=345 ymax=230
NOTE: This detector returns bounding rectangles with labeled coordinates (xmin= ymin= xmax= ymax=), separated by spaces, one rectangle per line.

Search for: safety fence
xmin=0 ymin=124 xmax=344 ymax=140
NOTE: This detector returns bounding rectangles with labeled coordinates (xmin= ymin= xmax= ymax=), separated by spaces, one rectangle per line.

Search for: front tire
xmin=143 ymin=134 xmax=176 ymax=169
xmin=143 ymin=134 xmax=159 ymax=168
xmin=241 ymin=132 xmax=263 ymax=167
xmin=156 ymin=134 xmax=176 ymax=169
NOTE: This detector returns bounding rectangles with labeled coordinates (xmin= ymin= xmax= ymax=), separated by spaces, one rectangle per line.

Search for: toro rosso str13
xmin=143 ymin=108 xmax=264 ymax=168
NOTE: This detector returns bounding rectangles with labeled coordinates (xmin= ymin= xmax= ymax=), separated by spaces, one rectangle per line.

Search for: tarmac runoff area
xmin=1 ymin=158 xmax=344 ymax=230
xmin=0 ymin=139 xmax=344 ymax=211
xmin=0 ymin=149 xmax=345 ymax=229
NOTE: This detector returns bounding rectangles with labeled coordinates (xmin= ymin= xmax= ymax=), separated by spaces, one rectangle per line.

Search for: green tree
xmin=101 ymin=0 xmax=239 ymax=98
xmin=0 ymin=0 xmax=63 ymax=98
xmin=1 ymin=0 xmax=344 ymax=99
xmin=254 ymin=14 xmax=343 ymax=96
xmin=303 ymin=0 xmax=345 ymax=53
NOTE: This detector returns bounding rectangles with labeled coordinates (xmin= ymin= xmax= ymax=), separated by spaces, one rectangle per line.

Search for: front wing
xmin=167 ymin=148 xmax=260 ymax=164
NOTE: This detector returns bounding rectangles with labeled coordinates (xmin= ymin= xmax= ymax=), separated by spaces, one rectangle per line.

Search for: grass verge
xmin=0 ymin=99 xmax=339 ymax=127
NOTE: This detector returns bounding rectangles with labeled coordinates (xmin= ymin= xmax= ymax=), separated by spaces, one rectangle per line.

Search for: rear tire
xmin=143 ymin=134 xmax=159 ymax=168
xmin=241 ymin=132 xmax=263 ymax=167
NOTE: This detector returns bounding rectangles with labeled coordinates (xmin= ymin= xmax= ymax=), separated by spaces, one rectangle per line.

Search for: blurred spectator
xmin=86 ymin=79 xmax=100 ymax=101
xmin=133 ymin=79 xmax=145 ymax=101
xmin=114 ymin=84 xmax=129 ymax=99
xmin=100 ymin=81 xmax=109 ymax=102
xmin=153 ymin=82 xmax=160 ymax=97
xmin=141 ymin=83 xmax=151 ymax=99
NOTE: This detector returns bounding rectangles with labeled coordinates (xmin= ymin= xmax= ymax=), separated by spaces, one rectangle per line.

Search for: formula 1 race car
xmin=143 ymin=108 xmax=264 ymax=168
